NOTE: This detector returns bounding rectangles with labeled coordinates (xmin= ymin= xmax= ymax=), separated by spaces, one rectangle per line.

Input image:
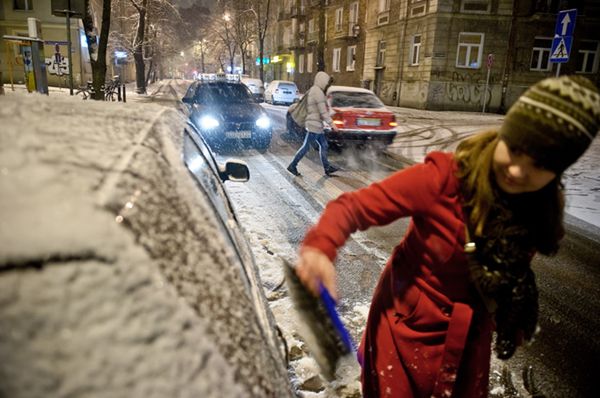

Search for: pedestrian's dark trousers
xmin=289 ymin=131 xmax=331 ymax=171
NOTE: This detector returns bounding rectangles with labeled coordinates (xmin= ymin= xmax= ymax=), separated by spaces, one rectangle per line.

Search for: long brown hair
xmin=455 ymin=130 xmax=565 ymax=255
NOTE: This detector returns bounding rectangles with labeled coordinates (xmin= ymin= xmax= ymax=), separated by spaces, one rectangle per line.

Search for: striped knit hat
xmin=499 ymin=75 xmax=600 ymax=174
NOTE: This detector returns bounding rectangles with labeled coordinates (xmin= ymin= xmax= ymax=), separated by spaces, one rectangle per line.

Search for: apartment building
xmin=268 ymin=0 xmax=599 ymax=111
xmin=0 ymin=0 xmax=93 ymax=87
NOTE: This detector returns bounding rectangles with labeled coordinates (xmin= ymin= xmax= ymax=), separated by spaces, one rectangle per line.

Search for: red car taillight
xmin=332 ymin=113 xmax=344 ymax=127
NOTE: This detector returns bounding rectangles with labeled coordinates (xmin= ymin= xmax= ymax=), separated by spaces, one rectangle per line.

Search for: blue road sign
xmin=555 ymin=9 xmax=577 ymax=37
xmin=550 ymin=35 xmax=573 ymax=63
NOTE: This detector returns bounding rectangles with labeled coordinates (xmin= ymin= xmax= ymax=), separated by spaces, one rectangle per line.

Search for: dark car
xmin=0 ymin=94 xmax=293 ymax=398
xmin=183 ymin=80 xmax=272 ymax=151
xmin=287 ymin=85 xmax=398 ymax=149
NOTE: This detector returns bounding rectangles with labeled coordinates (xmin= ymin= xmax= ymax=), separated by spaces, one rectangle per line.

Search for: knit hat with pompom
xmin=499 ymin=75 xmax=600 ymax=174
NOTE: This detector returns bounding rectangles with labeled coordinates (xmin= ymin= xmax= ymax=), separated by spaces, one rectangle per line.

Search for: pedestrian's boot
xmin=287 ymin=164 xmax=301 ymax=176
xmin=324 ymin=165 xmax=339 ymax=176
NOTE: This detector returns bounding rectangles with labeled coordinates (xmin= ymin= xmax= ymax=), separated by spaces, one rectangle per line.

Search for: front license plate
xmin=283 ymin=90 xmax=292 ymax=94
xmin=225 ymin=130 xmax=252 ymax=139
xmin=357 ymin=118 xmax=381 ymax=126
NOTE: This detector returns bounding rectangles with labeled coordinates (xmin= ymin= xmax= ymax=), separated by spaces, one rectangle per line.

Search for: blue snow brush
xmin=283 ymin=260 xmax=356 ymax=381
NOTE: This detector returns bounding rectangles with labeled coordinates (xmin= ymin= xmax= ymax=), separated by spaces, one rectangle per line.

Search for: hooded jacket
xmin=305 ymin=71 xmax=333 ymax=134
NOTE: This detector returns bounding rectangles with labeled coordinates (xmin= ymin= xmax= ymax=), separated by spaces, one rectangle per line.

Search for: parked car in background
xmin=287 ymin=85 xmax=398 ymax=148
xmin=264 ymin=80 xmax=299 ymax=105
xmin=183 ymin=79 xmax=272 ymax=151
xmin=0 ymin=94 xmax=293 ymax=398
xmin=241 ymin=77 xmax=265 ymax=102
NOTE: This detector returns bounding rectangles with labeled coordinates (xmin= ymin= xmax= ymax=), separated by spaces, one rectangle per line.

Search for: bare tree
xmin=82 ymin=0 xmax=112 ymax=100
xmin=251 ymin=0 xmax=272 ymax=82
xmin=111 ymin=0 xmax=183 ymax=93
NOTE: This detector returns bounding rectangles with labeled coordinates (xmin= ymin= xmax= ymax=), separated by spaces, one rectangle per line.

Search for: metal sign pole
xmin=482 ymin=67 xmax=491 ymax=113
xmin=556 ymin=63 xmax=561 ymax=77
xmin=66 ymin=8 xmax=74 ymax=95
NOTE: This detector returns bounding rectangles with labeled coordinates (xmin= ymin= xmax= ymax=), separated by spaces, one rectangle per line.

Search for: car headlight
xmin=199 ymin=115 xmax=220 ymax=129
xmin=255 ymin=115 xmax=271 ymax=129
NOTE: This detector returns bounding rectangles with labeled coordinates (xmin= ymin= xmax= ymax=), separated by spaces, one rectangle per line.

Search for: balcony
xmin=289 ymin=36 xmax=306 ymax=49
xmin=333 ymin=22 xmax=360 ymax=39
xmin=290 ymin=5 xmax=306 ymax=19
xmin=278 ymin=9 xmax=292 ymax=20
xmin=306 ymin=31 xmax=318 ymax=44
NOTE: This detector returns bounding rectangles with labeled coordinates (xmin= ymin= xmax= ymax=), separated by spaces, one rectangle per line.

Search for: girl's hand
xmin=295 ymin=247 xmax=338 ymax=301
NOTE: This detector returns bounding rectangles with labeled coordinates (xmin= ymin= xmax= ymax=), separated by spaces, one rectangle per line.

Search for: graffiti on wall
xmin=379 ymin=81 xmax=396 ymax=103
xmin=446 ymin=71 xmax=494 ymax=106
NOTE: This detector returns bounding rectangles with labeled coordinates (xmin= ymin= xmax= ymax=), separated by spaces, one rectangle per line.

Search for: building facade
xmin=0 ymin=0 xmax=92 ymax=88
xmin=268 ymin=0 xmax=600 ymax=112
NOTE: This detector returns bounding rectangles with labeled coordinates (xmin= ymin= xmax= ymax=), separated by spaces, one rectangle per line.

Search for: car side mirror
xmin=182 ymin=97 xmax=193 ymax=104
xmin=219 ymin=160 xmax=250 ymax=182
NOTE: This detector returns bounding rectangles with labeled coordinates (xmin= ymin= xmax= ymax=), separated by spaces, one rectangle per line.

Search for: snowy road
xmin=143 ymin=80 xmax=599 ymax=398
xmin=221 ymin=103 xmax=600 ymax=398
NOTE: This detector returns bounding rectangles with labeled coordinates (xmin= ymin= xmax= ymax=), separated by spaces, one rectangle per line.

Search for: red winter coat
xmin=302 ymin=152 xmax=494 ymax=398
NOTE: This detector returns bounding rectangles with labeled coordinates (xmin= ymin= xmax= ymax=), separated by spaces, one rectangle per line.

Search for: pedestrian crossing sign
xmin=550 ymin=35 xmax=572 ymax=63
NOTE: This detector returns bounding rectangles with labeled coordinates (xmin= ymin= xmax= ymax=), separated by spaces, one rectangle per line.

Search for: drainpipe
xmin=395 ymin=0 xmax=410 ymax=106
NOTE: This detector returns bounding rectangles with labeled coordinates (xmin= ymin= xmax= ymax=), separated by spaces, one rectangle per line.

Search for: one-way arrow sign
xmin=555 ymin=9 xmax=577 ymax=37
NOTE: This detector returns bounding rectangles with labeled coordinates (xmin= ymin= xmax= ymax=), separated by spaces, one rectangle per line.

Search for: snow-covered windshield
xmin=331 ymin=91 xmax=384 ymax=108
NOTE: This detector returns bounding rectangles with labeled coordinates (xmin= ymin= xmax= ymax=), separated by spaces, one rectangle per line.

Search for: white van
xmin=241 ymin=77 xmax=264 ymax=102
xmin=264 ymin=80 xmax=298 ymax=106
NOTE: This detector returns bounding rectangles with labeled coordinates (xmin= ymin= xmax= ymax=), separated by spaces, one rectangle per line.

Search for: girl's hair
xmin=455 ymin=130 xmax=565 ymax=255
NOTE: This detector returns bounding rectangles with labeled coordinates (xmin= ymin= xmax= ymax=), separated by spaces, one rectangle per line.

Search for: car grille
xmin=224 ymin=122 xmax=254 ymax=131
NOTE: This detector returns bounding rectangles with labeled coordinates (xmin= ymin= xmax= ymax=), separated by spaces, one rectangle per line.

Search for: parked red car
xmin=286 ymin=86 xmax=397 ymax=148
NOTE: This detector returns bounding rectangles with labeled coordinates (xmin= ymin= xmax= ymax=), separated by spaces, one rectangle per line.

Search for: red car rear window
xmin=331 ymin=92 xmax=384 ymax=108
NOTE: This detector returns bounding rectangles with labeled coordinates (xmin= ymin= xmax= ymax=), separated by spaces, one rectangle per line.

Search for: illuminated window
xmin=456 ymin=32 xmax=484 ymax=69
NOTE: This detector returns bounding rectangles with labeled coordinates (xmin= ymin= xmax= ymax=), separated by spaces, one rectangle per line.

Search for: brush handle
xmin=318 ymin=282 xmax=356 ymax=354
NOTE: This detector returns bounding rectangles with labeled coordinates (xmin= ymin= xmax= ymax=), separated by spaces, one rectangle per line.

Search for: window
xmin=576 ymin=40 xmax=599 ymax=74
xmin=461 ymin=0 xmax=491 ymax=13
xmin=456 ymin=32 xmax=484 ymax=69
xmin=530 ymin=37 xmax=552 ymax=71
xmin=409 ymin=0 xmax=427 ymax=16
xmin=410 ymin=35 xmax=421 ymax=66
xmin=349 ymin=2 xmax=359 ymax=36
xmin=324 ymin=14 xmax=328 ymax=41
xmin=307 ymin=52 xmax=313 ymax=73
xmin=377 ymin=40 xmax=386 ymax=66
xmin=379 ymin=0 xmax=390 ymax=12
xmin=335 ymin=8 xmax=343 ymax=32
xmin=13 ymin=0 xmax=33 ymax=10
xmin=377 ymin=0 xmax=390 ymax=25
xmin=347 ymin=46 xmax=356 ymax=71
xmin=308 ymin=18 xmax=315 ymax=33
xmin=299 ymin=54 xmax=305 ymax=73
xmin=333 ymin=48 xmax=341 ymax=72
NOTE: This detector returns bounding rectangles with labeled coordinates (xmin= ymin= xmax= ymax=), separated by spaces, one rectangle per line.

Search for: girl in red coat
xmin=294 ymin=76 xmax=600 ymax=397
